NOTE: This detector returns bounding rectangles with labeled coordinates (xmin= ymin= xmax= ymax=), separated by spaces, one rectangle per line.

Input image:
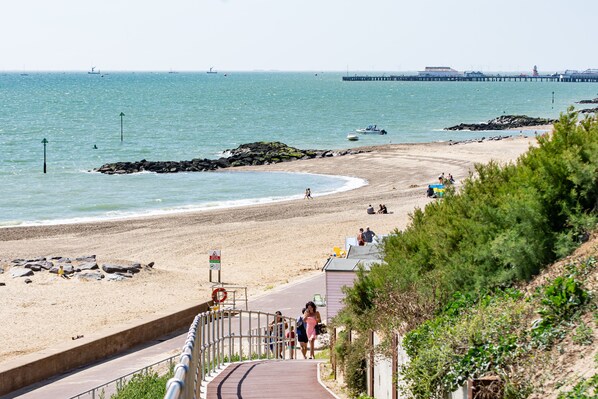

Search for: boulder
xmin=106 ymin=274 xmax=125 ymax=282
xmin=11 ymin=268 xmax=34 ymax=278
xmin=78 ymin=262 xmax=99 ymax=271
xmin=0 ymin=282 xmax=5 ymax=286
xmin=0 ymin=267 xmax=4 ymax=274
xmin=24 ymin=261 xmax=52 ymax=271
xmin=102 ymin=264 xmax=131 ymax=273
xmin=24 ymin=278 xmax=33 ymax=284
xmin=76 ymin=255 xmax=96 ymax=262
xmin=77 ymin=272 xmax=104 ymax=281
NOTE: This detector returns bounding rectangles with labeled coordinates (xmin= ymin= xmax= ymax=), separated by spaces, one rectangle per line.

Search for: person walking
xmin=304 ymin=188 xmax=312 ymax=199
xmin=296 ymin=308 xmax=309 ymax=359
xmin=303 ymin=301 xmax=321 ymax=359
xmin=269 ymin=311 xmax=287 ymax=358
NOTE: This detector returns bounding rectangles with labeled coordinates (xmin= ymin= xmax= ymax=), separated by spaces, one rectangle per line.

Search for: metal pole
xmin=41 ymin=138 xmax=48 ymax=173
xmin=120 ymin=112 xmax=125 ymax=142
xmin=248 ymin=311 xmax=252 ymax=360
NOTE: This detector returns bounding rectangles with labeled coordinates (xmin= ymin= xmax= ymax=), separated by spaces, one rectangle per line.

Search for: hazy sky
xmin=1 ymin=0 xmax=596 ymax=72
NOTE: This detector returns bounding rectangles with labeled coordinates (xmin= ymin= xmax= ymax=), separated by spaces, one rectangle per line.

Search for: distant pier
xmin=342 ymin=75 xmax=598 ymax=83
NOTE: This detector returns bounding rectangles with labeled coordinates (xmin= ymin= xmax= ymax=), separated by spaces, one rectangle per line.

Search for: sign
xmin=209 ymin=250 xmax=221 ymax=271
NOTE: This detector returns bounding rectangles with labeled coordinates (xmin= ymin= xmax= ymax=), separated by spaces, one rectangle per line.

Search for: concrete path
xmin=4 ymin=272 xmax=326 ymax=399
xmin=206 ymin=360 xmax=336 ymax=399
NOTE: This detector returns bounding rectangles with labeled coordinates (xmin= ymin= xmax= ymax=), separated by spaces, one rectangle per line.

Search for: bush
xmin=111 ymin=369 xmax=173 ymax=399
xmin=341 ymin=111 xmax=598 ymax=329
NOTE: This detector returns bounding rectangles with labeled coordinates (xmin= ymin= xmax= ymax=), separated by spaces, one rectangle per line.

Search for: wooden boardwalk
xmin=206 ymin=360 xmax=337 ymax=399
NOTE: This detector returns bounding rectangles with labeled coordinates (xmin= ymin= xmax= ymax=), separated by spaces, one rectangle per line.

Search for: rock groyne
xmin=445 ymin=115 xmax=556 ymax=131
xmin=95 ymin=141 xmax=365 ymax=175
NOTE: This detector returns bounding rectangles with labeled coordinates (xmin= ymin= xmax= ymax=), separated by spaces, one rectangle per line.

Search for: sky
xmin=1 ymin=0 xmax=597 ymax=73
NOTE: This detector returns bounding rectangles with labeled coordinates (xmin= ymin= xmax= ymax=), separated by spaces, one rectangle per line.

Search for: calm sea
xmin=1 ymin=72 xmax=596 ymax=226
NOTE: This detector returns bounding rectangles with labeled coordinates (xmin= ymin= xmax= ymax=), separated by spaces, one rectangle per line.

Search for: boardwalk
xmin=7 ymin=273 xmax=326 ymax=398
xmin=206 ymin=360 xmax=337 ymax=399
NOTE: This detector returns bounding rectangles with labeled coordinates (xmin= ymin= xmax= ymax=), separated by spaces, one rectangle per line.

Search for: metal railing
xmin=210 ymin=284 xmax=248 ymax=311
xmin=164 ymin=309 xmax=297 ymax=399
xmin=68 ymin=355 xmax=178 ymax=399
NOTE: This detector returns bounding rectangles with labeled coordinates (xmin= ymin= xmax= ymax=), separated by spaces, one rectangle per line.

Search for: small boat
xmin=207 ymin=67 xmax=217 ymax=74
xmin=88 ymin=66 xmax=100 ymax=75
xmin=356 ymin=124 xmax=387 ymax=135
xmin=347 ymin=134 xmax=359 ymax=141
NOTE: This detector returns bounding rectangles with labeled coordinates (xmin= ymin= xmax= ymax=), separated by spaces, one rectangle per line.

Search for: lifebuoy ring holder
xmin=212 ymin=287 xmax=227 ymax=303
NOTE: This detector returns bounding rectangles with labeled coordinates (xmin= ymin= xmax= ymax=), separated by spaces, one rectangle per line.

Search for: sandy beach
xmin=0 ymin=137 xmax=536 ymax=364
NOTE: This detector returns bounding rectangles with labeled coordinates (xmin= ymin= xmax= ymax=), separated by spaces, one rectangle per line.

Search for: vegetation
xmin=110 ymin=369 xmax=173 ymax=399
xmin=334 ymin=110 xmax=598 ymax=398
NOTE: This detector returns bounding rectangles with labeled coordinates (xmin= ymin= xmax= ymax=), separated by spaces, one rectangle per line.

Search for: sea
xmin=1 ymin=71 xmax=597 ymax=227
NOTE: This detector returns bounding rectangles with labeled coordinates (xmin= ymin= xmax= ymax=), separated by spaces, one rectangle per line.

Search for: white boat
xmin=88 ymin=66 xmax=100 ymax=75
xmin=356 ymin=124 xmax=387 ymax=135
xmin=347 ymin=134 xmax=359 ymax=141
xmin=207 ymin=67 xmax=217 ymax=74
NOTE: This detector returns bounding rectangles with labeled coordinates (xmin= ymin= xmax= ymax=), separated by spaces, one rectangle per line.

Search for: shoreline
xmin=0 ymin=137 xmax=537 ymax=364
xmin=0 ymin=172 xmax=368 ymax=229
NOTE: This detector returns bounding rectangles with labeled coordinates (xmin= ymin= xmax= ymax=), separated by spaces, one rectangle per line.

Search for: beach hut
xmin=322 ymin=243 xmax=383 ymax=323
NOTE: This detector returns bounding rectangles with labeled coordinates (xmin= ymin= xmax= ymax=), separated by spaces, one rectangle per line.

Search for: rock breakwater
xmin=446 ymin=115 xmax=556 ymax=131
xmin=95 ymin=141 xmax=365 ymax=175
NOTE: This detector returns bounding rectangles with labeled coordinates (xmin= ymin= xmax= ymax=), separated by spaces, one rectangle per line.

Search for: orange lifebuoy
xmin=211 ymin=288 xmax=227 ymax=303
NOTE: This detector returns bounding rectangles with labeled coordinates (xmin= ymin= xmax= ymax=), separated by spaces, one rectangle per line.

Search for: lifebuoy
xmin=211 ymin=288 xmax=227 ymax=303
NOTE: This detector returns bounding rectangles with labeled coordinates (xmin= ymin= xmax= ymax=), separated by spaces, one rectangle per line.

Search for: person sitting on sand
xmin=426 ymin=185 xmax=435 ymax=198
xmin=367 ymin=204 xmax=375 ymax=214
xmin=380 ymin=204 xmax=388 ymax=214
xmin=58 ymin=265 xmax=70 ymax=279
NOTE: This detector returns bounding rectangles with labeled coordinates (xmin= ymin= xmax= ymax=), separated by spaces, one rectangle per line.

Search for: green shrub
xmin=336 ymin=111 xmax=598 ymax=398
xmin=111 ymin=369 xmax=173 ymax=399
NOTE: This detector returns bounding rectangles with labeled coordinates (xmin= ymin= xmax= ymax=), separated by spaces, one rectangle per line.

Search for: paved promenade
xmin=206 ymin=360 xmax=336 ymax=399
xmin=4 ymin=272 xmax=326 ymax=399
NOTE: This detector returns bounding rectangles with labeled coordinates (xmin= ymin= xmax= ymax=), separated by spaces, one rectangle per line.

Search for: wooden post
xmin=392 ymin=333 xmax=398 ymax=399
xmin=369 ymin=330 xmax=375 ymax=398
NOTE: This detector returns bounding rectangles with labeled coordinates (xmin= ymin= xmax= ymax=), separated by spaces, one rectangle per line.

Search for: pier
xmin=342 ymin=74 xmax=598 ymax=83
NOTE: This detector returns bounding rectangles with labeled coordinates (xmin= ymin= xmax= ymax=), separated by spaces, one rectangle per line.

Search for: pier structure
xmin=343 ymin=67 xmax=598 ymax=83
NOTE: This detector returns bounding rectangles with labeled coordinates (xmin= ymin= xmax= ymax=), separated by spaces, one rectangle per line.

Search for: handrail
xmin=67 ymin=355 xmax=178 ymax=399
xmin=164 ymin=309 xmax=297 ymax=399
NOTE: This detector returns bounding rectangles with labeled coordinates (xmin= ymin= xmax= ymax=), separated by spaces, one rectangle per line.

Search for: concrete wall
xmin=325 ymin=271 xmax=357 ymax=323
xmin=0 ymin=301 xmax=211 ymax=396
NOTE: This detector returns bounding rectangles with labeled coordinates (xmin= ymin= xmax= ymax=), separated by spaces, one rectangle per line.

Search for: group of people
xmin=304 ymin=188 xmax=312 ymax=199
xmin=426 ymin=172 xmax=456 ymax=198
xmin=357 ymin=226 xmax=377 ymax=246
xmin=269 ymin=301 xmax=322 ymax=359
xmin=438 ymin=172 xmax=455 ymax=184
xmin=366 ymin=204 xmax=387 ymax=214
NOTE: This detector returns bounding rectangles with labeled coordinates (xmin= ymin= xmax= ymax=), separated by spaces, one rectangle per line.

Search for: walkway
xmin=206 ymin=360 xmax=336 ymax=399
xmin=5 ymin=273 xmax=326 ymax=398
